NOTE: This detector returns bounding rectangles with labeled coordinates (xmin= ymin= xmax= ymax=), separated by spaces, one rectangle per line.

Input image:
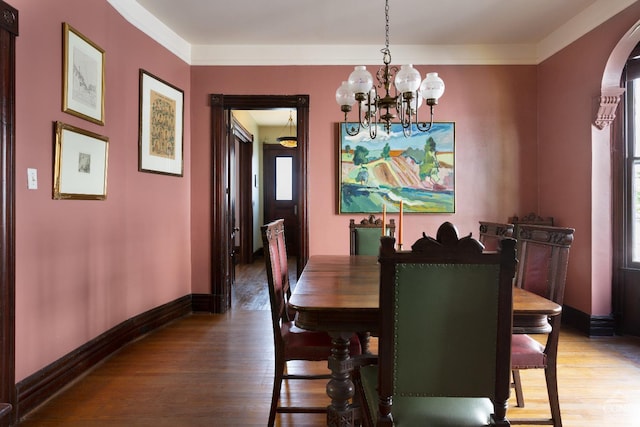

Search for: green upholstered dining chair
xmin=510 ymin=224 xmax=574 ymax=427
xmin=349 ymin=214 xmax=396 ymax=353
xmin=349 ymin=214 xmax=396 ymax=256
xmin=357 ymin=221 xmax=517 ymax=427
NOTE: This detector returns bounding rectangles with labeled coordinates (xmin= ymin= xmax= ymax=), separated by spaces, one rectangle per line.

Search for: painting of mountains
xmin=338 ymin=122 xmax=455 ymax=213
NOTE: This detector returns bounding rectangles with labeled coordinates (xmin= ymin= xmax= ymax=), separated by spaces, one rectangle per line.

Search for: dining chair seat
xmin=511 ymin=334 xmax=546 ymax=368
xmin=282 ymin=321 xmax=360 ymax=360
xmin=360 ymin=366 xmax=496 ymax=427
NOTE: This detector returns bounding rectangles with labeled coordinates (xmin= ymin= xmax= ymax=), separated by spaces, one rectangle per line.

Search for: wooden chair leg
xmin=545 ymin=365 xmax=562 ymax=427
xmin=269 ymin=359 xmax=285 ymax=427
xmin=512 ymin=369 xmax=525 ymax=407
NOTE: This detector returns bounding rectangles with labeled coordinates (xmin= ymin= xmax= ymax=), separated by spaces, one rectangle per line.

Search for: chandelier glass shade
xmin=276 ymin=110 xmax=297 ymax=148
xmin=335 ymin=0 xmax=445 ymax=139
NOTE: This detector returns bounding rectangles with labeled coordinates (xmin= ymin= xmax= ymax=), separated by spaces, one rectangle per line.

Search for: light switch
xmin=27 ymin=168 xmax=38 ymax=190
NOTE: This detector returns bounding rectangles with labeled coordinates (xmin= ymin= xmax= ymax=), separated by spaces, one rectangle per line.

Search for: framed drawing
xmin=338 ymin=122 xmax=455 ymax=214
xmin=53 ymin=121 xmax=109 ymax=200
xmin=138 ymin=69 xmax=184 ymax=176
xmin=62 ymin=23 xmax=105 ymax=125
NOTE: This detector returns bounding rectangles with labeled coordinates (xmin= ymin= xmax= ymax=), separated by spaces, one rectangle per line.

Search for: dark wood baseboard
xmin=192 ymin=293 xmax=216 ymax=312
xmin=562 ymin=304 xmax=615 ymax=336
xmin=16 ymin=295 xmax=193 ymax=420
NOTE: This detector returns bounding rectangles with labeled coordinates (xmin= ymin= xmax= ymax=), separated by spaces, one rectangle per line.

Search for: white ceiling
xmin=105 ymin=0 xmax=636 ymax=125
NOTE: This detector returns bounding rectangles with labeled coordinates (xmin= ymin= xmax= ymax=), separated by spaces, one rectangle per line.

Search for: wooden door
xmin=263 ymin=144 xmax=298 ymax=257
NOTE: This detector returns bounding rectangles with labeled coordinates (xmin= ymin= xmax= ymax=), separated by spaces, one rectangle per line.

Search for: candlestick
xmin=398 ymin=200 xmax=403 ymax=247
xmin=382 ymin=204 xmax=386 ymax=236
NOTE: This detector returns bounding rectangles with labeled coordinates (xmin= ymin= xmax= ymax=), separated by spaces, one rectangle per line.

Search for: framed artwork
xmin=53 ymin=121 xmax=109 ymax=200
xmin=338 ymin=122 xmax=455 ymax=214
xmin=138 ymin=69 xmax=184 ymax=176
xmin=62 ymin=23 xmax=105 ymax=125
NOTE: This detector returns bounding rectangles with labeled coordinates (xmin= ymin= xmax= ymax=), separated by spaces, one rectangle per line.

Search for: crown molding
xmin=109 ymin=0 xmax=636 ymax=66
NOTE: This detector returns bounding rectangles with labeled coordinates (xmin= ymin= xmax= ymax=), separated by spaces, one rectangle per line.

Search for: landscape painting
xmin=338 ymin=122 xmax=455 ymax=213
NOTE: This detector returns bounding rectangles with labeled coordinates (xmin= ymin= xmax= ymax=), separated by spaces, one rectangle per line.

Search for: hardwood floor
xmin=19 ymin=259 xmax=640 ymax=426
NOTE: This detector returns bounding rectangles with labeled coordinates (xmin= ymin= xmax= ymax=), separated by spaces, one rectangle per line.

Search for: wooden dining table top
xmin=289 ymin=254 xmax=562 ymax=334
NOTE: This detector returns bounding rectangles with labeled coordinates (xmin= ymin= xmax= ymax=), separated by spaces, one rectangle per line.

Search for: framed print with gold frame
xmin=53 ymin=121 xmax=109 ymax=200
xmin=62 ymin=22 xmax=105 ymax=125
xmin=138 ymin=69 xmax=184 ymax=177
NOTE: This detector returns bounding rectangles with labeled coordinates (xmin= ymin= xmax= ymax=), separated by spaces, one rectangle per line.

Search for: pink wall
xmin=537 ymin=2 xmax=640 ymax=316
xmin=13 ymin=0 xmax=192 ymax=381
xmin=190 ymin=65 xmax=538 ymax=293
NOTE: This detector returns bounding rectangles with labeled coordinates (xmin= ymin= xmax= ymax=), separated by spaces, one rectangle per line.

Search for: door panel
xmin=263 ymin=145 xmax=298 ymax=257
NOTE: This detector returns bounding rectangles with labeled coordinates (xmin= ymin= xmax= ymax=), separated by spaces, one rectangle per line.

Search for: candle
xmin=398 ymin=200 xmax=403 ymax=246
xmin=382 ymin=204 xmax=386 ymax=236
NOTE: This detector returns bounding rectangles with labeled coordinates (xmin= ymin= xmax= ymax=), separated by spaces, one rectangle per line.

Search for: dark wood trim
xmin=210 ymin=95 xmax=231 ymax=313
xmin=231 ymin=116 xmax=254 ymax=265
xmin=191 ymin=293 xmax=217 ymax=312
xmin=210 ymin=95 xmax=309 ymax=313
xmin=562 ymin=305 xmax=615 ymax=337
xmin=0 ymin=2 xmax=18 ymax=425
xmin=16 ymin=296 xmax=192 ymax=420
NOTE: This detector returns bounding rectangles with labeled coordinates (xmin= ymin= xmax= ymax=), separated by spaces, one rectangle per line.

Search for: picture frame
xmin=138 ymin=69 xmax=184 ymax=176
xmin=53 ymin=121 xmax=109 ymax=200
xmin=62 ymin=23 xmax=105 ymax=125
xmin=338 ymin=122 xmax=455 ymax=214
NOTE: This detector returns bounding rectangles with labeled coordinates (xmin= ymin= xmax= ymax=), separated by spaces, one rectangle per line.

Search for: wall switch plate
xmin=27 ymin=168 xmax=38 ymax=190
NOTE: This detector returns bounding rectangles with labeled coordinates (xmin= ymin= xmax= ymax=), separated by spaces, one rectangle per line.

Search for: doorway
xmin=210 ymin=95 xmax=309 ymax=313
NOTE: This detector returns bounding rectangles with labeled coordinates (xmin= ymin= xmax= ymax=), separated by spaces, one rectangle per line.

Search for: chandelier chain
xmin=382 ymin=0 xmax=391 ymax=64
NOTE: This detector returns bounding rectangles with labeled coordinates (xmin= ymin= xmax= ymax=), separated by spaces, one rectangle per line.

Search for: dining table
xmin=288 ymin=254 xmax=563 ymax=427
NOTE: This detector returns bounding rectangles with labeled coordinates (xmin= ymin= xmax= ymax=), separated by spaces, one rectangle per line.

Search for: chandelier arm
xmin=345 ymin=119 xmax=361 ymax=136
xmin=415 ymin=104 xmax=435 ymax=132
xmin=369 ymin=111 xmax=378 ymax=139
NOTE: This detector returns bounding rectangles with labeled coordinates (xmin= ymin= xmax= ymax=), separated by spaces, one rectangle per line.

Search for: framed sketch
xmin=338 ymin=122 xmax=455 ymax=214
xmin=62 ymin=23 xmax=105 ymax=125
xmin=53 ymin=121 xmax=109 ymax=200
xmin=138 ymin=69 xmax=184 ymax=176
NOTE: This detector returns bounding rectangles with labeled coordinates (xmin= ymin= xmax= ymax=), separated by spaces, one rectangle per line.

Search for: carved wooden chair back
xmin=349 ymin=214 xmax=396 ymax=256
xmin=509 ymin=212 xmax=554 ymax=256
xmin=478 ymin=221 xmax=514 ymax=252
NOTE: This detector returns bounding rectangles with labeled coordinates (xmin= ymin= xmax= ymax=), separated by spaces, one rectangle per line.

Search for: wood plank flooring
xmin=19 ymin=258 xmax=640 ymax=426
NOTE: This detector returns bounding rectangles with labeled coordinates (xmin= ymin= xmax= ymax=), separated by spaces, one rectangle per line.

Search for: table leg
xmin=326 ymin=331 xmax=357 ymax=427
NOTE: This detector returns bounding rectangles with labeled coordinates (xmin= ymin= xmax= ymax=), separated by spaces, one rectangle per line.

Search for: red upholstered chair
xmin=510 ymin=224 xmax=574 ymax=427
xmin=478 ymin=221 xmax=514 ymax=252
xmin=261 ymin=219 xmax=361 ymax=426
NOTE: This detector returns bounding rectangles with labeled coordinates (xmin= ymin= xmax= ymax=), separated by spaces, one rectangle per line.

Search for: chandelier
xmin=276 ymin=110 xmax=297 ymax=148
xmin=335 ymin=0 xmax=445 ymax=139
